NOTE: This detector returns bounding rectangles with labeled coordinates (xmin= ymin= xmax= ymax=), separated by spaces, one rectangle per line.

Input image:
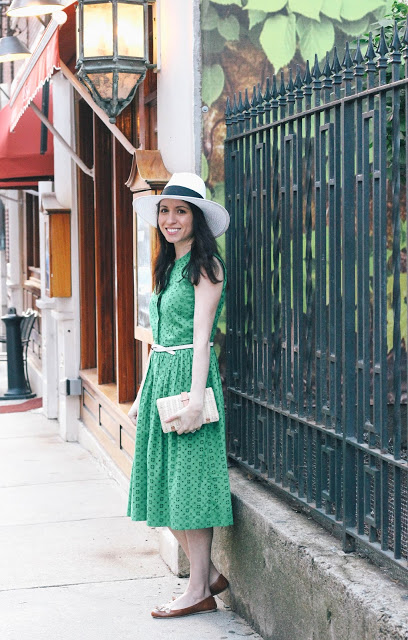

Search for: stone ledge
xmin=213 ymin=466 xmax=408 ymax=640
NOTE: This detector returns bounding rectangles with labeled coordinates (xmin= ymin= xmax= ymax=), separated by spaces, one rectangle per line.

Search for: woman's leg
xmin=169 ymin=527 xmax=189 ymax=558
xmin=169 ymin=527 xmax=213 ymax=609
xmin=169 ymin=527 xmax=220 ymax=585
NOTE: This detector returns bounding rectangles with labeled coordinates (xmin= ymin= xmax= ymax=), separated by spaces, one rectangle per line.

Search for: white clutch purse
xmin=156 ymin=387 xmax=219 ymax=433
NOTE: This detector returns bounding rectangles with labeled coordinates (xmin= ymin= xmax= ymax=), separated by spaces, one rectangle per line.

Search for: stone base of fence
xmin=213 ymin=465 xmax=408 ymax=640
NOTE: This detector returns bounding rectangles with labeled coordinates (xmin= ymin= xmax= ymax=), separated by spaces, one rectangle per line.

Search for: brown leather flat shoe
xmin=210 ymin=574 xmax=229 ymax=596
xmin=151 ymin=595 xmax=217 ymax=619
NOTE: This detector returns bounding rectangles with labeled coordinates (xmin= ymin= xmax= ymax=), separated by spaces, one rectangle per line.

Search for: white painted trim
xmin=30 ymin=103 xmax=94 ymax=178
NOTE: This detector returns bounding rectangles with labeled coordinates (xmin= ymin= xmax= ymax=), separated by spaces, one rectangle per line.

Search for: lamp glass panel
xmin=87 ymin=72 xmax=113 ymax=99
xmin=117 ymin=72 xmax=141 ymax=100
xmin=117 ymin=3 xmax=144 ymax=58
xmin=83 ymin=3 xmax=113 ymax=57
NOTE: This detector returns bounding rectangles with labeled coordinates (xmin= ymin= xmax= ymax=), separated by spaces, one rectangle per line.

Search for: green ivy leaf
xmin=202 ymin=28 xmax=226 ymax=54
xmin=202 ymin=4 xmax=219 ymax=31
xmin=337 ymin=15 xmax=370 ymax=36
xmin=340 ymin=0 xmax=386 ymax=22
xmin=245 ymin=0 xmax=286 ymax=10
xmin=320 ymin=0 xmax=341 ymax=20
xmin=297 ymin=15 xmax=335 ymax=65
xmin=210 ymin=0 xmax=241 ymax=5
xmin=373 ymin=0 xmax=392 ymax=19
xmin=248 ymin=9 xmax=267 ymax=29
xmin=202 ymin=154 xmax=209 ymax=182
xmin=202 ymin=64 xmax=225 ymax=107
xmin=288 ymin=0 xmax=323 ymax=21
xmin=218 ymin=15 xmax=240 ymax=40
xmin=259 ymin=13 xmax=296 ymax=71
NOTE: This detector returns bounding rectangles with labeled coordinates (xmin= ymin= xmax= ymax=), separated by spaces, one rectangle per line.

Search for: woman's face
xmin=158 ymin=199 xmax=194 ymax=247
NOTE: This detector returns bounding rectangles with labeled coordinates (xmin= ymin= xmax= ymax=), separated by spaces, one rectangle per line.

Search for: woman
xmin=127 ymin=172 xmax=233 ymax=619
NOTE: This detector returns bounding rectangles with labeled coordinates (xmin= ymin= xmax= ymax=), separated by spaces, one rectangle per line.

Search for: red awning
xmin=0 ymin=89 xmax=54 ymax=187
xmin=10 ymin=28 xmax=60 ymax=132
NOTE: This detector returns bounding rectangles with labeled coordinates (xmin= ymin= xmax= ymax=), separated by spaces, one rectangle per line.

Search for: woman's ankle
xmin=185 ymin=584 xmax=211 ymax=600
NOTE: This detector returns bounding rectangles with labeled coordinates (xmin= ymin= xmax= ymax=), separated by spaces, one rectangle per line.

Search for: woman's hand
xmin=165 ymin=401 xmax=204 ymax=435
xmin=128 ymin=395 xmax=140 ymax=426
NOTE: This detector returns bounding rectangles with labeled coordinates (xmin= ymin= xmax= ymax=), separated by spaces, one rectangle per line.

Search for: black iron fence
xmin=225 ymin=23 xmax=408 ymax=574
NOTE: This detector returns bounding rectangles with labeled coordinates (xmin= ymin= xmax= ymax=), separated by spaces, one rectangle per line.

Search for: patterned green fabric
xmin=127 ymin=251 xmax=234 ymax=530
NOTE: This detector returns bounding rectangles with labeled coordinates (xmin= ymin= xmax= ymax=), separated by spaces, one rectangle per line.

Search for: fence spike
xmin=303 ymin=60 xmax=312 ymax=85
xmin=232 ymin=93 xmax=238 ymax=115
xmin=331 ymin=46 xmax=342 ymax=75
xmin=377 ymin=26 xmax=389 ymax=57
xmin=365 ymin=32 xmax=376 ymax=62
xmin=264 ymin=76 xmax=272 ymax=102
xmin=294 ymin=64 xmax=303 ymax=89
xmin=323 ymin=51 xmax=331 ymax=78
xmin=244 ymin=87 xmax=250 ymax=111
xmin=342 ymin=41 xmax=354 ymax=69
xmin=225 ymin=96 xmax=231 ymax=118
xmin=237 ymin=90 xmax=244 ymax=113
xmin=279 ymin=70 xmax=286 ymax=96
xmin=353 ymin=39 xmax=364 ymax=66
xmin=257 ymin=82 xmax=263 ymax=105
xmin=251 ymin=84 xmax=258 ymax=108
xmin=287 ymin=67 xmax=294 ymax=92
xmin=391 ymin=19 xmax=402 ymax=52
xmin=271 ymin=74 xmax=278 ymax=99
xmin=312 ymin=54 xmax=322 ymax=79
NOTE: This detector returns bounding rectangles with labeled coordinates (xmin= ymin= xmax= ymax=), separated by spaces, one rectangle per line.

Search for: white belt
xmin=151 ymin=342 xmax=214 ymax=356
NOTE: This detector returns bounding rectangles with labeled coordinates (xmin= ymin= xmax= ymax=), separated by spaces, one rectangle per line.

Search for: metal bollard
xmin=0 ymin=308 xmax=35 ymax=400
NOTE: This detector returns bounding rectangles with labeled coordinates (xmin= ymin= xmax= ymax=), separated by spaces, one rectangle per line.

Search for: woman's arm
xmin=127 ymin=350 xmax=152 ymax=425
xmin=166 ymin=258 xmax=224 ymax=434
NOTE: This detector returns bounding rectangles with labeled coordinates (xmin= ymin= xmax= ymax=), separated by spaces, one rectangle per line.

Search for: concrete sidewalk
xmin=0 ymin=406 xmax=263 ymax=640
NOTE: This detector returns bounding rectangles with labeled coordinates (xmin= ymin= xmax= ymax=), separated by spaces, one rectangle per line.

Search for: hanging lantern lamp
xmin=7 ymin=0 xmax=65 ymax=17
xmin=0 ymin=35 xmax=31 ymax=63
xmin=76 ymin=0 xmax=155 ymax=123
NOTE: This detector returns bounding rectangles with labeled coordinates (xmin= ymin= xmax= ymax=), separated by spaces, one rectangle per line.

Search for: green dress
xmin=127 ymin=251 xmax=233 ymax=530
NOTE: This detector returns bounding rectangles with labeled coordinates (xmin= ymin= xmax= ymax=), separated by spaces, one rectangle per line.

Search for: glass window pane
xmin=117 ymin=3 xmax=144 ymax=58
xmin=83 ymin=3 xmax=113 ymax=57
xmin=87 ymin=72 xmax=113 ymax=99
xmin=136 ymin=215 xmax=152 ymax=329
xmin=118 ymin=72 xmax=141 ymax=100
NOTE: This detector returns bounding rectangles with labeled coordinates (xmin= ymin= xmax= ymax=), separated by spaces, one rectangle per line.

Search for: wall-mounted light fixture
xmin=0 ymin=34 xmax=30 ymax=62
xmin=7 ymin=0 xmax=65 ymax=17
xmin=76 ymin=0 xmax=156 ymax=123
xmin=0 ymin=2 xmax=31 ymax=63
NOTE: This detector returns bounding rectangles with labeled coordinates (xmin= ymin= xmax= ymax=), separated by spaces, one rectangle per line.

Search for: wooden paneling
xmin=82 ymin=384 xmax=99 ymax=420
xmin=112 ymin=130 xmax=136 ymax=403
xmin=100 ymin=404 xmax=119 ymax=441
xmin=49 ymin=213 xmax=71 ymax=297
xmin=77 ymin=99 xmax=96 ymax=370
xmin=80 ymin=369 xmax=135 ymax=478
xmin=93 ymin=114 xmax=115 ymax=384
xmin=119 ymin=426 xmax=135 ymax=459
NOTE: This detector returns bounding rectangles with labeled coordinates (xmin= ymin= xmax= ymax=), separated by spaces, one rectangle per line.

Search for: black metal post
xmin=0 ymin=308 xmax=35 ymax=400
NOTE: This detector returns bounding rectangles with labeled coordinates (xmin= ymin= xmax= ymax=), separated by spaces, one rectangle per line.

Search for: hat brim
xmin=133 ymin=194 xmax=230 ymax=238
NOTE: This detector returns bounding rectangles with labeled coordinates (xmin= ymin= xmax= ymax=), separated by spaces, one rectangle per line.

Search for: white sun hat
xmin=132 ymin=172 xmax=230 ymax=238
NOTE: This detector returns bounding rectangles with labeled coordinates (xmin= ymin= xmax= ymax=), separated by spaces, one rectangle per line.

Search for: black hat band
xmin=162 ymin=185 xmax=204 ymax=199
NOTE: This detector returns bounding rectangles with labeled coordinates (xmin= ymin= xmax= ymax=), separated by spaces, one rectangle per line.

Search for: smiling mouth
xmin=166 ymin=228 xmax=181 ymax=234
